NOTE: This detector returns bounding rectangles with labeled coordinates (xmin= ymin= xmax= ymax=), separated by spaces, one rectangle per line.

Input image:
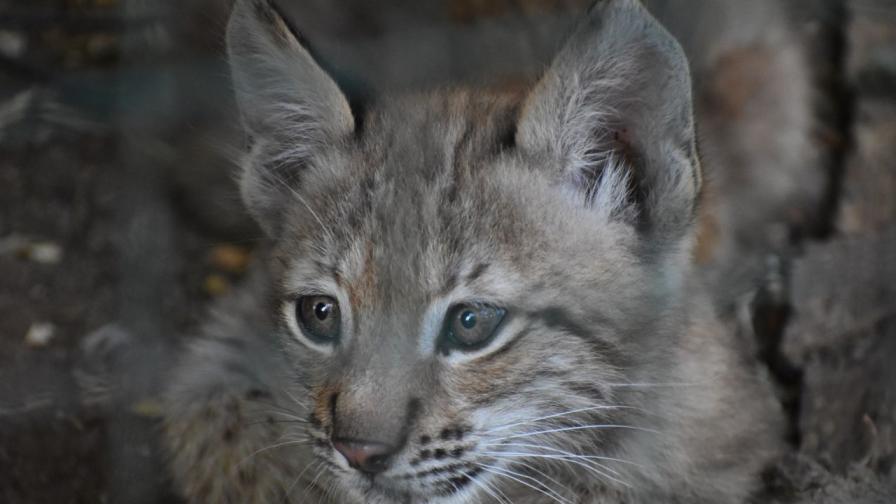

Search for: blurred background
xmin=0 ymin=0 xmax=894 ymax=502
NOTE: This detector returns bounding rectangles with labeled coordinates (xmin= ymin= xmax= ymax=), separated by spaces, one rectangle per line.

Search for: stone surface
xmin=783 ymin=226 xmax=896 ymax=361
xmin=837 ymin=100 xmax=896 ymax=235
xmin=762 ymin=3 xmax=896 ymax=501
xmin=797 ymin=319 xmax=896 ymax=472
xmin=848 ymin=0 xmax=896 ymax=96
xmin=757 ymin=454 xmax=896 ymax=504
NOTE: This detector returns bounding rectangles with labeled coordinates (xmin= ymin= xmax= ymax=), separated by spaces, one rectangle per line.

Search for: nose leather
xmin=332 ymin=438 xmax=395 ymax=474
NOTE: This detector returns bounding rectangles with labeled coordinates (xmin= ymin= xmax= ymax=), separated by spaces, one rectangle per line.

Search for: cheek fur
xmin=449 ymin=332 xmax=595 ymax=406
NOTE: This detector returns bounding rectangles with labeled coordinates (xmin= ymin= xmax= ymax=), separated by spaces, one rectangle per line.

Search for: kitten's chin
xmin=331 ymin=471 xmax=483 ymax=504
xmin=328 ymin=473 xmax=411 ymax=504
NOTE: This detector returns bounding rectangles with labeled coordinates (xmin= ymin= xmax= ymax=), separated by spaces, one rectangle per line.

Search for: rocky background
xmin=0 ymin=0 xmax=894 ymax=502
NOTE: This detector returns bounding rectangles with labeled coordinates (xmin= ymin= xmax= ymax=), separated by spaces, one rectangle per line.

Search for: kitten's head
xmin=228 ymin=0 xmax=699 ymax=501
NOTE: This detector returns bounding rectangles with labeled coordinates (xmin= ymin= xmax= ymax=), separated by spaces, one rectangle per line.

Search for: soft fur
xmin=162 ymin=0 xmax=783 ymax=502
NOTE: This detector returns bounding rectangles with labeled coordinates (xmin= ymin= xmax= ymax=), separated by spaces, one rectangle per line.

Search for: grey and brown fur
xmin=162 ymin=0 xmax=784 ymax=502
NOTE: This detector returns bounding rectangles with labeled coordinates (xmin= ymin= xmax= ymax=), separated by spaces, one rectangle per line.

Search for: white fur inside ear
xmin=578 ymin=153 xmax=637 ymax=222
xmin=516 ymin=0 xmax=699 ymax=241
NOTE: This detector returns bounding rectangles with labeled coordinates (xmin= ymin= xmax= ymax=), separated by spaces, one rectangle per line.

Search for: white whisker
xmin=483 ymin=449 xmax=624 ymax=477
xmin=477 ymin=463 xmax=572 ymax=504
xmin=467 ymin=471 xmax=512 ymax=504
xmin=303 ymin=461 xmax=328 ymax=501
xmin=605 ymin=381 xmax=703 ymax=388
xmin=282 ymin=388 xmax=311 ymax=409
xmin=238 ymin=438 xmax=313 ymax=466
xmin=490 ymin=423 xmax=661 ymax=443
xmin=282 ymin=458 xmax=320 ymax=504
xmin=487 ymin=442 xmax=645 ymax=469
xmin=483 ymin=451 xmax=631 ymax=488
xmin=511 ymin=459 xmax=571 ymax=497
xmin=483 ymin=405 xmax=631 ymax=434
xmin=259 ymin=409 xmax=310 ymax=423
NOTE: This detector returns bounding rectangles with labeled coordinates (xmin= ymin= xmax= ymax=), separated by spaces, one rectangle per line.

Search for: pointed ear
xmin=227 ymin=0 xmax=354 ymax=234
xmin=517 ymin=0 xmax=700 ymax=244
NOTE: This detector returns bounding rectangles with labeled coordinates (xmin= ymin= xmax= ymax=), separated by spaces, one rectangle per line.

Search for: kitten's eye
xmin=295 ymin=295 xmax=341 ymax=344
xmin=440 ymin=303 xmax=506 ymax=353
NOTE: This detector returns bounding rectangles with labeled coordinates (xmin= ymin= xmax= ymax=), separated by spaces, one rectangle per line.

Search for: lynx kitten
xmin=163 ymin=0 xmax=783 ymax=502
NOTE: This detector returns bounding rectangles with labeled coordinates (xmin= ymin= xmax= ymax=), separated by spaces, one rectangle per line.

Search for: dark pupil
xmin=314 ymin=302 xmax=332 ymax=321
xmin=460 ymin=310 xmax=477 ymax=329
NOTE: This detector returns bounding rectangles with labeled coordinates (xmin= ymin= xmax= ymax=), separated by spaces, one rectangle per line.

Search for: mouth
xmin=426 ymin=466 xmax=485 ymax=498
xmin=309 ymin=424 xmax=490 ymax=503
xmin=326 ymin=461 xmax=486 ymax=503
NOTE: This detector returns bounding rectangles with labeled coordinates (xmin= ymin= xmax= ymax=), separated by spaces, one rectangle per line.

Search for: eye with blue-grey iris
xmin=440 ymin=302 xmax=507 ymax=353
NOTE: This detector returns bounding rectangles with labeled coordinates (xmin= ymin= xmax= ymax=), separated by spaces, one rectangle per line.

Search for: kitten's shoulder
xmin=663 ymin=291 xmax=785 ymax=502
xmin=161 ymin=263 xmax=318 ymax=503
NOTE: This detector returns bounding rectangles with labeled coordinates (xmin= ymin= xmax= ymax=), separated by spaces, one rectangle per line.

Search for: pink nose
xmin=332 ymin=439 xmax=395 ymax=474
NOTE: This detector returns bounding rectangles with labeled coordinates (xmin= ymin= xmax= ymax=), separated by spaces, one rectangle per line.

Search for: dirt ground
xmin=1 ymin=0 xmax=895 ymax=503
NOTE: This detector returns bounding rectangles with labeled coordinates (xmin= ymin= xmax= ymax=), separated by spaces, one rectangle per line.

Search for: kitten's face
xmin=266 ymin=94 xmax=668 ymax=502
xmin=226 ymin=0 xmax=698 ymax=501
